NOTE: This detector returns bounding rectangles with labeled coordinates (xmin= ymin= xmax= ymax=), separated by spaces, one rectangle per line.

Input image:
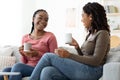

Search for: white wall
xmin=0 ymin=0 xmax=36 ymax=46
xmin=0 ymin=0 xmax=23 ymax=46
xmin=35 ymin=0 xmax=101 ymax=47
xmin=0 ymin=0 xmax=101 ymax=47
xmin=22 ymin=0 xmax=36 ymax=35
xmin=35 ymin=0 xmax=84 ymax=47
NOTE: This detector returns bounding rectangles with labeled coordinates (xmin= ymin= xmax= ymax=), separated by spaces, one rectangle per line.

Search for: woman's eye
xmin=45 ymin=19 xmax=48 ymax=22
xmin=39 ymin=17 xmax=42 ymax=19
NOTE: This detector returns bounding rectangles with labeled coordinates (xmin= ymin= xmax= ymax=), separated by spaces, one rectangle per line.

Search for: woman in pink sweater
xmin=0 ymin=9 xmax=58 ymax=80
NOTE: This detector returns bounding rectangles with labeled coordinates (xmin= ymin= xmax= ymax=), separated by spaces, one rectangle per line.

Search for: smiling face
xmin=33 ymin=11 xmax=48 ymax=31
xmin=81 ymin=11 xmax=92 ymax=29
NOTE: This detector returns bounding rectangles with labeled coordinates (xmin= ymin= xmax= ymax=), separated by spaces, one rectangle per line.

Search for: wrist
xmin=75 ymin=45 xmax=79 ymax=49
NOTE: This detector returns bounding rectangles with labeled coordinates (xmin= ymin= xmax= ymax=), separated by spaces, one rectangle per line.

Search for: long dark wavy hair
xmin=30 ymin=9 xmax=48 ymax=34
xmin=83 ymin=2 xmax=110 ymax=34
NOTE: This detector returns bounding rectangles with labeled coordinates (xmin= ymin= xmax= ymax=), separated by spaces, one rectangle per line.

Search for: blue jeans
xmin=29 ymin=53 xmax=103 ymax=80
xmin=0 ymin=63 xmax=34 ymax=80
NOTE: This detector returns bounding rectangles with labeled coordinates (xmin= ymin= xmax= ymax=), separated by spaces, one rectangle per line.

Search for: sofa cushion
xmin=0 ymin=46 xmax=13 ymax=56
xmin=106 ymin=45 xmax=120 ymax=63
xmin=110 ymin=45 xmax=120 ymax=52
xmin=106 ymin=51 xmax=120 ymax=63
xmin=11 ymin=46 xmax=21 ymax=63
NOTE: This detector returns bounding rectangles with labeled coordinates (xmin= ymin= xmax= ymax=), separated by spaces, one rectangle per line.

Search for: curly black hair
xmin=83 ymin=2 xmax=110 ymax=34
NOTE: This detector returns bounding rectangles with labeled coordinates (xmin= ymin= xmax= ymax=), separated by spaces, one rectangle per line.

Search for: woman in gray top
xmin=29 ymin=2 xmax=110 ymax=80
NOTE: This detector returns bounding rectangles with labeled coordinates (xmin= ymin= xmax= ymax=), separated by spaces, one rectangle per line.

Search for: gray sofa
xmin=1 ymin=45 xmax=120 ymax=80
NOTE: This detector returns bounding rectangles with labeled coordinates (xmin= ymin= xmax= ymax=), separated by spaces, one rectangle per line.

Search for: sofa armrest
xmin=103 ymin=62 xmax=120 ymax=80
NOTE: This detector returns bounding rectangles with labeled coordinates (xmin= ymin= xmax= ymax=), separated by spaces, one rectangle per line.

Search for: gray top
xmin=69 ymin=30 xmax=110 ymax=66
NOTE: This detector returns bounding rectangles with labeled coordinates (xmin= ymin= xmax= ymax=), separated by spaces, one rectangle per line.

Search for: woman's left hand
xmin=24 ymin=48 xmax=38 ymax=57
xmin=54 ymin=48 xmax=71 ymax=58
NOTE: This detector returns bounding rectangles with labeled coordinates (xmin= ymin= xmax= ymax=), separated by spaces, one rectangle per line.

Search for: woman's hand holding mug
xmin=54 ymin=48 xmax=70 ymax=58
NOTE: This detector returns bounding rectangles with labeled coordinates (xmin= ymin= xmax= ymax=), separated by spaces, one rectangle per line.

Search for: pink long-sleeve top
xmin=21 ymin=32 xmax=58 ymax=67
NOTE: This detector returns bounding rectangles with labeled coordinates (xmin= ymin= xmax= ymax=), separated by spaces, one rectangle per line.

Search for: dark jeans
xmin=0 ymin=63 xmax=34 ymax=80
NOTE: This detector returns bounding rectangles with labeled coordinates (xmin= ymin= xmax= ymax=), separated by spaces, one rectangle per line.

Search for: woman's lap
xmin=45 ymin=53 xmax=103 ymax=80
xmin=30 ymin=53 xmax=102 ymax=80
xmin=11 ymin=63 xmax=34 ymax=77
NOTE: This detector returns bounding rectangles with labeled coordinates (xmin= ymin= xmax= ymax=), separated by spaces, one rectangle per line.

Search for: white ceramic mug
xmin=65 ymin=33 xmax=72 ymax=44
xmin=24 ymin=43 xmax=31 ymax=52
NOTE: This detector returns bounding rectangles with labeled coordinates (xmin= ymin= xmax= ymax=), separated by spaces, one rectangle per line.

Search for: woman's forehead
xmin=36 ymin=11 xmax=48 ymax=18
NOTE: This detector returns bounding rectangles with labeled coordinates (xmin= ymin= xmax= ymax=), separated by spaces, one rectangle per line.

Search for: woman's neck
xmin=35 ymin=30 xmax=45 ymax=35
xmin=30 ymin=30 xmax=46 ymax=39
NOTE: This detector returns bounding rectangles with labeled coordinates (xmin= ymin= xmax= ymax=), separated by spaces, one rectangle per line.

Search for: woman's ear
xmin=90 ymin=17 xmax=92 ymax=20
xmin=89 ymin=14 xmax=92 ymax=20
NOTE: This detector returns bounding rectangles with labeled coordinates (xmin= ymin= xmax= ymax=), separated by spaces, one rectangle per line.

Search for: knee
xmin=43 ymin=53 xmax=53 ymax=57
xmin=43 ymin=53 xmax=57 ymax=59
xmin=11 ymin=63 xmax=24 ymax=71
xmin=41 ymin=67 xmax=56 ymax=79
xmin=2 ymin=67 xmax=11 ymax=72
xmin=41 ymin=67 xmax=67 ymax=80
xmin=41 ymin=66 xmax=55 ymax=75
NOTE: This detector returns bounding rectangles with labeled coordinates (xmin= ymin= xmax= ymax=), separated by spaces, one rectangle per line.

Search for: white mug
xmin=24 ymin=43 xmax=31 ymax=52
xmin=65 ymin=33 xmax=72 ymax=44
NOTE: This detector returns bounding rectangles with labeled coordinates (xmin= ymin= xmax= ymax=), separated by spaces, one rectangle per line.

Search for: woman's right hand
xmin=19 ymin=45 xmax=24 ymax=56
xmin=68 ymin=38 xmax=79 ymax=49
xmin=19 ymin=45 xmax=38 ymax=57
xmin=54 ymin=48 xmax=71 ymax=58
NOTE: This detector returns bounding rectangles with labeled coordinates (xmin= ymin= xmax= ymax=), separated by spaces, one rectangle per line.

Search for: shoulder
xmin=22 ymin=34 xmax=29 ymax=39
xmin=21 ymin=34 xmax=30 ymax=44
xmin=91 ymin=30 xmax=110 ymax=42
xmin=96 ymin=30 xmax=109 ymax=35
xmin=96 ymin=30 xmax=110 ymax=41
xmin=93 ymin=30 xmax=110 ymax=38
xmin=44 ymin=32 xmax=57 ymax=41
xmin=45 ymin=32 xmax=56 ymax=37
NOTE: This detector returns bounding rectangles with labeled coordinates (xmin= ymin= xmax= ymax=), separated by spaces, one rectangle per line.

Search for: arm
xmin=19 ymin=34 xmax=28 ymax=63
xmin=68 ymin=38 xmax=83 ymax=55
xmin=48 ymin=33 xmax=58 ymax=53
xmin=76 ymin=47 xmax=83 ymax=55
xmin=68 ymin=31 xmax=110 ymax=66
xmin=19 ymin=46 xmax=28 ymax=63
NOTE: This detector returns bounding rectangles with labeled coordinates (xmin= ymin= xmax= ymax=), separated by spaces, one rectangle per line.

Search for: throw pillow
xmin=106 ymin=51 xmax=120 ymax=63
xmin=0 ymin=46 xmax=13 ymax=56
xmin=59 ymin=46 xmax=78 ymax=55
xmin=0 ymin=56 xmax=16 ymax=71
xmin=110 ymin=45 xmax=120 ymax=52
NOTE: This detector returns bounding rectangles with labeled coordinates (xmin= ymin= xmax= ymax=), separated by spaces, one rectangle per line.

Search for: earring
xmin=90 ymin=18 xmax=92 ymax=20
